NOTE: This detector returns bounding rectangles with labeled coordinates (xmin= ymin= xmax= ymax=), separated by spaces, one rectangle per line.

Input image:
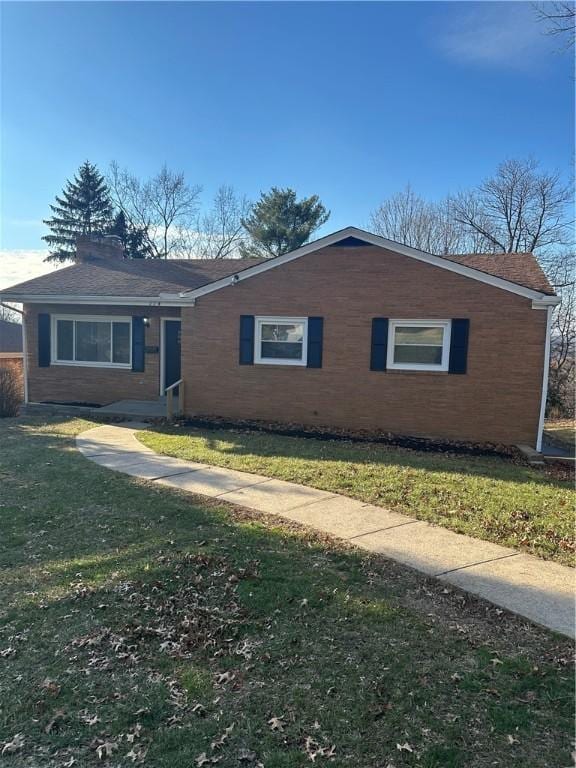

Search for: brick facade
xmin=22 ymin=245 xmax=548 ymax=445
xmin=24 ymin=304 xmax=179 ymax=405
xmin=180 ymin=245 xmax=547 ymax=445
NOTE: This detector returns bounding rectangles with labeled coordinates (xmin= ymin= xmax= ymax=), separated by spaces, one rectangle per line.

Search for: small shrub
xmin=0 ymin=367 xmax=21 ymax=417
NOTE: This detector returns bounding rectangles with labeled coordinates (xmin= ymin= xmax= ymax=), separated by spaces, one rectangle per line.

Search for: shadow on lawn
xmin=144 ymin=424 xmax=572 ymax=491
xmin=1 ymin=418 xmax=572 ymax=642
xmin=1 ymin=418 xmax=574 ymax=767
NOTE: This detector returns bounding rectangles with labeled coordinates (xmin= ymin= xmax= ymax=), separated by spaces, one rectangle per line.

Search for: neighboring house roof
xmin=0 ymin=318 xmax=23 ymax=353
xmin=0 ymin=227 xmax=557 ymax=305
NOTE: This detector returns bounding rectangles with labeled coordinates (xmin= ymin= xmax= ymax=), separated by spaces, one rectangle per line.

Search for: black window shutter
xmin=449 ymin=319 xmax=470 ymax=374
xmin=132 ymin=317 xmax=146 ymax=372
xmin=38 ymin=313 xmax=51 ymax=367
xmin=370 ymin=318 xmax=389 ymax=371
xmin=307 ymin=317 xmax=323 ymax=368
xmin=239 ymin=315 xmax=255 ymax=365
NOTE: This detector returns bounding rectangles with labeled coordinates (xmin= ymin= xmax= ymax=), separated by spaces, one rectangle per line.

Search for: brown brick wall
xmin=24 ymin=304 xmax=179 ymax=405
xmin=181 ymin=245 xmax=547 ymax=445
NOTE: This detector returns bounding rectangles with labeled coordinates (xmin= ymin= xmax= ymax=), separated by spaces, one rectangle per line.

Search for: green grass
xmin=545 ymin=419 xmax=576 ymax=450
xmin=138 ymin=425 xmax=575 ymax=566
xmin=0 ymin=417 xmax=573 ymax=767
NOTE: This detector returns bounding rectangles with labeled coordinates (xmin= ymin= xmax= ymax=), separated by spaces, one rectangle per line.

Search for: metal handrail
xmin=165 ymin=378 xmax=184 ymax=420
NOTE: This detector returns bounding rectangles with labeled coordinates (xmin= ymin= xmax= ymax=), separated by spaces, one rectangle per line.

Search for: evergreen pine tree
xmin=240 ymin=187 xmax=330 ymax=258
xmin=109 ymin=210 xmax=151 ymax=259
xmin=42 ymin=161 xmax=114 ymax=262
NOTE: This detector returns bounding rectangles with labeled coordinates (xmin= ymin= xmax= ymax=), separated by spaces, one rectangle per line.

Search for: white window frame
xmin=254 ymin=316 xmax=308 ymax=366
xmin=387 ymin=319 xmax=452 ymax=372
xmin=51 ymin=314 xmax=132 ymax=369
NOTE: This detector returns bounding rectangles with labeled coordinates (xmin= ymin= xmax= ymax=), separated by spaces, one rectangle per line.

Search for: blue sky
xmin=0 ymin=0 xmax=573 ymax=273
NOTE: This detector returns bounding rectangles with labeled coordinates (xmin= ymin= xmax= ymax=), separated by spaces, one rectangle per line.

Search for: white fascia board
xmin=0 ymin=293 xmax=192 ymax=307
xmin=532 ymin=296 xmax=561 ymax=309
xmin=178 ymin=226 xmax=555 ymax=304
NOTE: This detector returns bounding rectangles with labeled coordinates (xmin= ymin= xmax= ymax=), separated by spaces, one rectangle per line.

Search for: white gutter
xmin=532 ymin=296 xmax=561 ymax=308
xmin=536 ymin=305 xmax=553 ymax=452
xmin=0 ymin=294 xmax=193 ymax=307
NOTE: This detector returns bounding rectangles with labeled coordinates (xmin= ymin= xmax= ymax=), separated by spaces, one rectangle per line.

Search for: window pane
xmin=75 ymin=321 xmax=111 ymax=362
xmin=261 ymin=341 xmax=303 ymax=360
xmin=56 ymin=320 xmax=73 ymax=360
xmin=261 ymin=323 xmax=303 ymax=343
xmin=395 ymin=326 xmax=444 ymax=345
xmin=394 ymin=344 xmax=443 ymax=365
xmin=112 ymin=322 xmax=130 ymax=364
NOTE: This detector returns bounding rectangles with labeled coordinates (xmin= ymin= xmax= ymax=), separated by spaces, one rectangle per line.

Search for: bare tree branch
xmin=534 ymin=2 xmax=575 ymax=47
xmin=451 ymin=159 xmax=572 ymax=254
xmin=108 ymin=162 xmax=202 ymax=258
xmin=195 ymin=186 xmax=251 ymax=259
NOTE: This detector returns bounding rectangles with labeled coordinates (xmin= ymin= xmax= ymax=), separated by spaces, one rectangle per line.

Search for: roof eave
xmin=532 ymin=295 xmax=561 ymax=308
xmin=177 ymin=226 xmax=556 ymax=303
xmin=0 ymin=292 xmax=194 ymax=307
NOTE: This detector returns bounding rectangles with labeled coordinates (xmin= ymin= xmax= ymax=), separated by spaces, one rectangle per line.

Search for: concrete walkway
xmin=77 ymin=423 xmax=575 ymax=638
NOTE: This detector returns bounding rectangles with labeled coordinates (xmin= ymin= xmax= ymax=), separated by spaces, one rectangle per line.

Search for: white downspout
xmin=21 ymin=309 xmax=29 ymax=404
xmin=536 ymin=305 xmax=553 ymax=453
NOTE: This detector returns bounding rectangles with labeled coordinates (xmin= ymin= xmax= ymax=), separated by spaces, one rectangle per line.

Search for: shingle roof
xmin=442 ymin=252 xmax=555 ymax=296
xmin=1 ymin=258 xmax=265 ymax=297
xmin=0 ymin=244 xmax=555 ymax=300
xmin=0 ymin=319 xmax=23 ymax=353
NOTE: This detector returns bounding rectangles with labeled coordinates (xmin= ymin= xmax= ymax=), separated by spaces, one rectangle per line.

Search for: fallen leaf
xmin=2 ymin=734 xmax=24 ymax=755
xmin=95 ymin=740 xmax=119 ymax=760
xmin=215 ymin=671 xmax=235 ymax=685
xmin=41 ymin=678 xmax=61 ymax=696
xmin=195 ymin=753 xmax=220 ymax=766
xmin=45 ymin=709 xmax=66 ymax=734
xmin=211 ymin=723 xmax=234 ymax=750
xmin=126 ymin=745 xmax=148 ymax=762
xmin=80 ymin=713 xmax=100 ymax=726
xmin=268 ymin=716 xmax=285 ymax=732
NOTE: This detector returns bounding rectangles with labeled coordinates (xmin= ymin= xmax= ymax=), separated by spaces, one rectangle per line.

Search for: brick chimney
xmin=76 ymin=234 xmax=124 ymax=261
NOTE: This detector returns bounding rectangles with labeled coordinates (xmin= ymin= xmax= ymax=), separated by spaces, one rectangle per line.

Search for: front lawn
xmin=139 ymin=425 xmax=575 ymax=566
xmin=0 ymin=417 xmax=573 ymax=767
xmin=545 ymin=419 xmax=576 ymax=450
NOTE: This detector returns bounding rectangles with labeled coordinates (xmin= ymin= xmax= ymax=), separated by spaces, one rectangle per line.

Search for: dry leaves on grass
xmin=195 ymin=752 xmax=220 ymax=766
xmin=267 ymin=716 xmax=285 ymax=732
xmin=304 ymin=736 xmax=336 ymax=762
xmin=41 ymin=677 xmax=61 ymax=696
xmin=2 ymin=733 xmax=24 ymax=755
xmin=45 ymin=708 xmax=66 ymax=734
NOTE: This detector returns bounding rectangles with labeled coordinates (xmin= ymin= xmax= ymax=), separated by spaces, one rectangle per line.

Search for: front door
xmin=163 ymin=320 xmax=181 ymax=393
